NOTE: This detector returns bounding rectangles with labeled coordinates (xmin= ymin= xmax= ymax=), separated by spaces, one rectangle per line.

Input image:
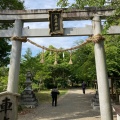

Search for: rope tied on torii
xmin=10 ymin=34 xmax=105 ymax=64
xmin=10 ymin=34 xmax=105 ymax=52
xmin=86 ymin=34 xmax=105 ymax=43
xmin=10 ymin=36 xmax=27 ymax=42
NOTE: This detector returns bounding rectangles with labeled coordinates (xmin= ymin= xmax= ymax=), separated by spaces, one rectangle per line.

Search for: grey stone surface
xmin=0 ymin=8 xmax=114 ymax=22
xmin=18 ymin=89 xmax=117 ymax=120
xmin=93 ymin=16 xmax=113 ymax=120
xmin=1 ymin=26 xmax=120 ymax=37
xmin=0 ymin=92 xmax=19 ymax=120
xmin=20 ymin=71 xmax=38 ymax=108
xmin=7 ymin=19 xmax=23 ymax=93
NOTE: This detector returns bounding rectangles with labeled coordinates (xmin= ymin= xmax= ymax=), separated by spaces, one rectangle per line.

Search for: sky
xmin=22 ymin=0 xmax=92 ymax=56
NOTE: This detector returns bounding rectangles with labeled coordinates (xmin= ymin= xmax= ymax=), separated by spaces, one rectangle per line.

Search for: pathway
xmin=18 ymin=89 xmax=117 ymax=120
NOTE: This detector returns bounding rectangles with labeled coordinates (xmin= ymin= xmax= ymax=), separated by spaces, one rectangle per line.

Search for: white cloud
xmin=24 ymin=22 xmax=48 ymax=28
xmin=24 ymin=0 xmax=58 ymax=9
xmin=63 ymin=20 xmax=92 ymax=28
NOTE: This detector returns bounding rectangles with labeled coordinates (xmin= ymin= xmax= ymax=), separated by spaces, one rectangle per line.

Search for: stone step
xmin=21 ymin=98 xmax=36 ymax=102
xmin=21 ymin=101 xmax=38 ymax=106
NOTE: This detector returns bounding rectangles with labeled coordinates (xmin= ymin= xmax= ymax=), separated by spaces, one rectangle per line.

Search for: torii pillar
xmin=93 ymin=16 xmax=113 ymax=120
xmin=7 ymin=19 xmax=23 ymax=93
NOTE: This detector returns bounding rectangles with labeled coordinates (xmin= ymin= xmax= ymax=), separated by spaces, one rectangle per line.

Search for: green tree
xmin=18 ymin=36 xmax=120 ymax=90
xmin=57 ymin=0 xmax=106 ymax=8
xmin=71 ymin=41 xmax=96 ymax=86
xmin=39 ymin=45 xmax=71 ymax=88
xmin=57 ymin=0 xmax=120 ymax=31
xmin=105 ymin=35 xmax=120 ymax=77
xmin=19 ymin=48 xmax=42 ymax=92
xmin=0 ymin=66 xmax=9 ymax=91
xmin=0 ymin=0 xmax=24 ymax=66
xmin=57 ymin=0 xmax=120 ymax=87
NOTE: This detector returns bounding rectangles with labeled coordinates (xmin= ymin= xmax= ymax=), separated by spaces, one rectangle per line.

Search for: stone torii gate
xmin=0 ymin=8 xmax=119 ymax=120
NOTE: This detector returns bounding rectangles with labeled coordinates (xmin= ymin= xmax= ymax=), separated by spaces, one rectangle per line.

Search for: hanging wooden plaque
xmin=49 ymin=10 xmax=63 ymax=35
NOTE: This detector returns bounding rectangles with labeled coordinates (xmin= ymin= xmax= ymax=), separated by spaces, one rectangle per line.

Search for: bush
xmin=0 ymin=86 xmax=3 ymax=92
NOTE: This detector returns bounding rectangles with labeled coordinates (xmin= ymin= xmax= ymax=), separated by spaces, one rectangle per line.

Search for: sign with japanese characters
xmin=49 ymin=10 xmax=63 ymax=35
xmin=0 ymin=92 xmax=19 ymax=120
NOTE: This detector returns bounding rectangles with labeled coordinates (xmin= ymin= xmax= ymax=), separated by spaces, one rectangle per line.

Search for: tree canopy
xmin=14 ymin=34 xmax=120 ymax=92
xmin=57 ymin=0 xmax=120 ymax=30
xmin=0 ymin=0 xmax=120 ymax=93
xmin=0 ymin=0 xmax=24 ymax=66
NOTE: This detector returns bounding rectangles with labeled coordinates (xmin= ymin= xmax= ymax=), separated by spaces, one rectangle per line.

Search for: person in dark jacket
xmin=82 ymin=81 xmax=86 ymax=94
xmin=51 ymin=86 xmax=60 ymax=106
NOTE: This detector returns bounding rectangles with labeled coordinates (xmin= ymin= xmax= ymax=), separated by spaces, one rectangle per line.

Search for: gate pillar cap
xmin=0 ymin=91 xmax=20 ymax=97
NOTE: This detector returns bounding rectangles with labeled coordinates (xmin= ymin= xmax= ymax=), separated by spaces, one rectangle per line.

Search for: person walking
xmin=82 ymin=81 xmax=86 ymax=94
xmin=51 ymin=86 xmax=60 ymax=106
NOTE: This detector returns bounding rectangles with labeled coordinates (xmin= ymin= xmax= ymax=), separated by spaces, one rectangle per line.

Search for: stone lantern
xmin=24 ymin=71 xmax=32 ymax=91
xmin=20 ymin=71 xmax=38 ymax=108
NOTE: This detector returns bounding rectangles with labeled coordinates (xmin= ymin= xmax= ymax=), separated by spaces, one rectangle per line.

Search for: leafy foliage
xmin=0 ymin=0 xmax=24 ymax=10
xmin=0 ymin=0 xmax=24 ymax=92
xmin=1 ymin=0 xmax=119 ymax=92
xmin=72 ymin=41 xmax=96 ymax=84
xmin=18 ymin=33 xmax=120 ymax=91
xmin=0 ymin=39 xmax=11 ymax=67
xmin=0 ymin=0 xmax=24 ymax=66
xmin=105 ymin=35 xmax=120 ymax=77
xmin=57 ymin=0 xmax=120 ymax=32
xmin=57 ymin=0 xmax=108 ymax=9
xmin=0 ymin=67 xmax=9 ymax=92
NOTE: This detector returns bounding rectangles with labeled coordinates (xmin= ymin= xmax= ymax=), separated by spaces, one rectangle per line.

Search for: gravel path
xmin=18 ymin=89 xmax=117 ymax=120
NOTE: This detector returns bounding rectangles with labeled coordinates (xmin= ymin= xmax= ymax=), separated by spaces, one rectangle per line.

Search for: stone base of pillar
xmin=113 ymin=105 xmax=120 ymax=120
xmin=117 ymin=114 xmax=120 ymax=120
xmin=91 ymin=90 xmax=100 ymax=111
xmin=20 ymin=89 xmax=38 ymax=108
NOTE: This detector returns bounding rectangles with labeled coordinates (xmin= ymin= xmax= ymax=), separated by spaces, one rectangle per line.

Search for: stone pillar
xmin=117 ymin=114 xmax=120 ymax=120
xmin=7 ymin=19 xmax=23 ymax=93
xmin=0 ymin=92 xmax=19 ymax=120
xmin=93 ymin=16 xmax=113 ymax=120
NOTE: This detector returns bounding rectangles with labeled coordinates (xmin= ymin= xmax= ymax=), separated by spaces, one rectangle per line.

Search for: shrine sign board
xmin=49 ymin=10 xmax=63 ymax=35
xmin=0 ymin=92 xmax=20 ymax=120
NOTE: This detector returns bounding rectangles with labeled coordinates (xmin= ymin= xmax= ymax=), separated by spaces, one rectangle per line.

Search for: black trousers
xmin=52 ymin=97 xmax=57 ymax=106
xmin=82 ymin=88 xmax=85 ymax=94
